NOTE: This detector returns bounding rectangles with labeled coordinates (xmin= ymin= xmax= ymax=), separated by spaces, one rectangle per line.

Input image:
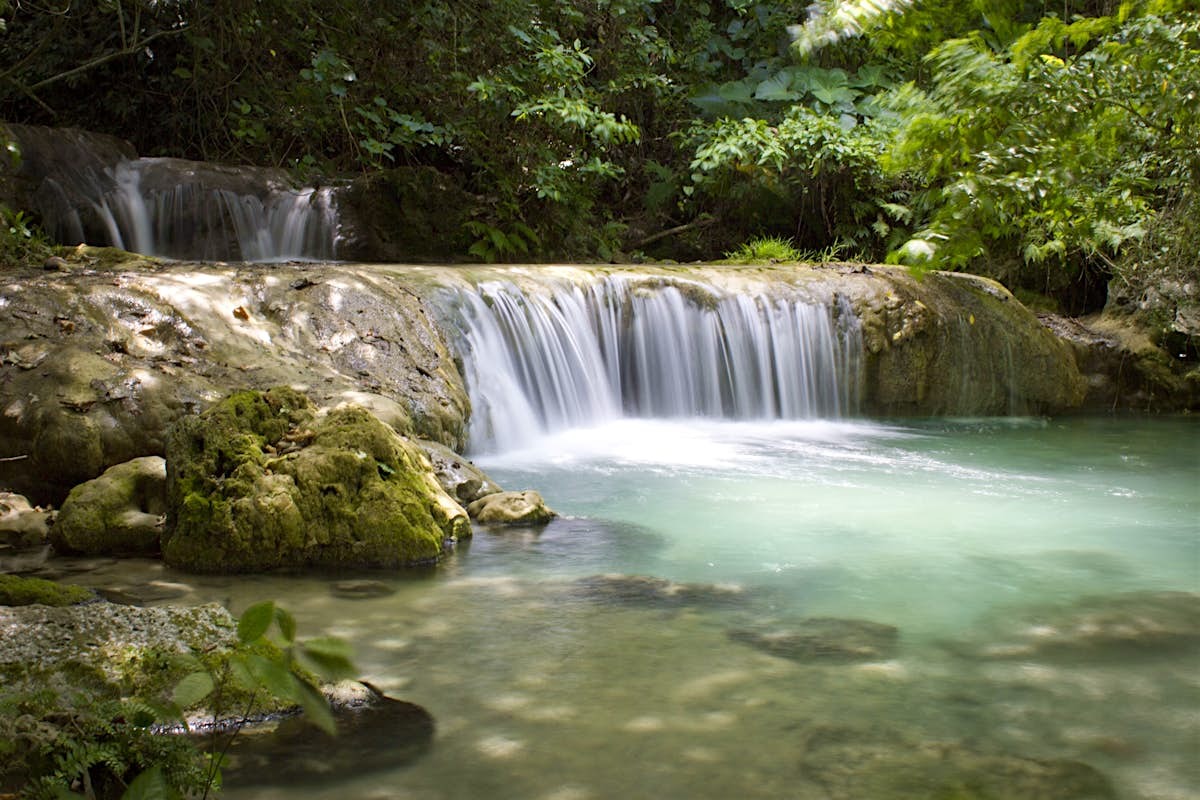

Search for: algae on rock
xmin=163 ymin=388 xmax=470 ymax=573
xmin=0 ymin=574 xmax=94 ymax=607
xmin=52 ymin=456 xmax=166 ymax=556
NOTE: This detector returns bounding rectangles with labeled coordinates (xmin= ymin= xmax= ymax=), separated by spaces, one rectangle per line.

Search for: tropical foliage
xmin=0 ymin=0 xmax=1196 ymax=320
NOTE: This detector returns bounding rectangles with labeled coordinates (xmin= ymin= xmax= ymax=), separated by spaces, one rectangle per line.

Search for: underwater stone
xmin=970 ymin=591 xmax=1200 ymax=660
xmin=800 ymin=728 xmax=1117 ymax=800
xmin=222 ymin=688 xmax=435 ymax=787
xmin=728 ymin=617 xmax=899 ymax=663
xmin=331 ymin=579 xmax=397 ymax=600
xmin=574 ymin=574 xmax=746 ymax=607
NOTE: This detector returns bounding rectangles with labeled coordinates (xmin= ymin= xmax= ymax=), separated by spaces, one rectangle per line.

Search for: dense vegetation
xmin=1 ymin=0 xmax=1197 ymax=321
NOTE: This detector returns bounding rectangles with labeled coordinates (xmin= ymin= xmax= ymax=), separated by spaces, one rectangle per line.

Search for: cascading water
xmin=38 ymin=158 xmax=340 ymax=262
xmin=444 ymin=275 xmax=862 ymax=452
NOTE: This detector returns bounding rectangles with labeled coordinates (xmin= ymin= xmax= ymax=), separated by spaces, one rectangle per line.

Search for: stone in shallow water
xmin=800 ymin=728 xmax=1116 ymax=800
xmin=222 ymin=691 xmax=435 ymax=786
xmin=574 ymin=573 xmax=746 ymax=607
xmin=95 ymin=580 xmax=192 ymax=606
xmin=970 ymin=591 xmax=1200 ymax=660
xmin=728 ymin=617 xmax=899 ymax=663
xmin=331 ymin=579 xmax=397 ymax=600
xmin=467 ymin=490 xmax=556 ymax=525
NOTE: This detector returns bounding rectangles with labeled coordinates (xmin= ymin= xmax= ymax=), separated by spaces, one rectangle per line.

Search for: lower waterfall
xmin=442 ymin=275 xmax=863 ymax=452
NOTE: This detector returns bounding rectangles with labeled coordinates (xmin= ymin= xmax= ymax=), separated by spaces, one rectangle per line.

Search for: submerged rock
xmin=728 ymin=617 xmax=899 ymax=663
xmin=800 ymin=728 xmax=1116 ymax=800
xmin=163 ymin=388 xmax=470 ymax=573
xmin=222 ymin=688 xmax=435 ymax=786
xmin=0 ymin=492 xmax=53 ymax=548
xmin=574 ymin=574 xmax=746 ymax=607
xmin=330 ymin=579 xmax=397 ymax=600
xmin=968 ymin=591 xmax=1200 ymax=660
xmin=51 ymin=455 xmax=166 ymax=556
xmin=466 ymin=490 xmax=556 ymax=525
xmin=96 ymin=579 xmax=193 ymax=606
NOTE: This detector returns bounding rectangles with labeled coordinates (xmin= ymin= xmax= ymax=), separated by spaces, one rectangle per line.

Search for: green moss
xmin=0 ymin=574 xmax=94 ymax=606
xmin=164 ymin=389 xmax=468 ymax=573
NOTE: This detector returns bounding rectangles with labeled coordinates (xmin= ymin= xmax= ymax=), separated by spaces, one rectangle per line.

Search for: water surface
xmin=66 ymin=417 xmax=1200 ymax=799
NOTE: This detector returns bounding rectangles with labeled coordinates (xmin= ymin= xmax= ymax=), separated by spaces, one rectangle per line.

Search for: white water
xmin=445 ymin=276 xmax=862 ymax=452
xmin=48 ymin=159 xmax=339 ymax=261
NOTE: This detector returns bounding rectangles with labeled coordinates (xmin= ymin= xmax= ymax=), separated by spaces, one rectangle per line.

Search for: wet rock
xmin=0 ymin=492 xmax=53 ymax=548
xmin=1040 ymin=312 xmax=1198 ymax=411
xmin=419 ymin=439 xmax=502 ymax=504
xmin=729 ymin=617 xmax=898 ymax=663
xmin=800 ymin=727 xmax=1116 ymax=800
xmin=51 ymin=456 xmax=166 ymax=556
xmin=163 ymin=388 xmax=470 ymax=573
xmin=0 ymin=574 xmax=94 ymax=607
xmin=330 ymin=579 xmax=397 ymax=600
xmin=95 ymin=580 xmax=192 ymax=606
xmin=0 ymin=263 xmax=471 ymax=505
xmin=854 ymin=270 xmax=1086 ymax=416
xmin=222 ymin=687 xmax=435 ymax=786
xmin=0 ymin=601 xmax=237 ymax=686
xmin=970 ymin=591 xmax=1200 ymax=660
xmin=575 ymin=574 xmax=746 ymax=607
xmin=466 ymin=490 xmax=555 ymax=525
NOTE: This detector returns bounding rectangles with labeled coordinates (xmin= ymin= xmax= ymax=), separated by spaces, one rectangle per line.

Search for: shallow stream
xmin=54 ymin=417 xmax=1200 ymax=799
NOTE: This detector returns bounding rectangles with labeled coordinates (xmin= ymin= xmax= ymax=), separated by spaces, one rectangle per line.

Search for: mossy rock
xmin=52 ymin=456 xmax=166 ymax=556
xmin=0 ymin=574 xmax=94 ymax=606
xmin=163 ymin=388 xmax=470 ymax=573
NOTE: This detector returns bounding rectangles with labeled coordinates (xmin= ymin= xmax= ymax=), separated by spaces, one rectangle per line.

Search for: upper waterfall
xmin=84 ymin=160 xmax=340 ymax=262
xmin=3 ymin=123 xmax=342 ymax=262
xmin=441 ymin=274 xmax=862 ymax=452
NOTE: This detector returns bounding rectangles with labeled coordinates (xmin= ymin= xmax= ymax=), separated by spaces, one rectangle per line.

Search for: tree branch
xmin=631 ymin=216 xmax=715 ymax=250
xmin=29 ymin=26 xmax=187 ymax=92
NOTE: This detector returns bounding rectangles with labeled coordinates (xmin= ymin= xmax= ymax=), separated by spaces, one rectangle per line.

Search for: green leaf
xmin=244 ymin=653 xmax=302 ymax=702
xmin=121 ymin=765 xmax=177 ymax=800
xmin=294 ymin=677 xmax=337 ymax=736
xmin=172 ymin=671 xmax=215 ymax=709
xmin=754 ymin=72 xmax=799 ymax=102
xmin=274 ymin=606 xmax=297 ymax=645
xmin=298 ymin=637 xmax=355 ymax=681
xmin=238 ymin=601 xmax=275 ymax=643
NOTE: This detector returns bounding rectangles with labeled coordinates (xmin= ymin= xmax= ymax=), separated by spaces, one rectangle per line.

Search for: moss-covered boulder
xmin=163 ymin=388 xmax=470 ymax=573
xmin=0 ymin=574 xmax=94 ymax=606
xmin=466 ymin=490 xmax=556 ymax=525
xmin=51 ymin=456 xmax=166 ymax=556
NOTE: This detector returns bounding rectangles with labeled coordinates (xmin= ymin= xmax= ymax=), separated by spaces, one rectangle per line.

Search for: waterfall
xmin=37 ymin=158 xmax=340 ymax=262
xmin=444 ymin=275 xmax=862 ymax=452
